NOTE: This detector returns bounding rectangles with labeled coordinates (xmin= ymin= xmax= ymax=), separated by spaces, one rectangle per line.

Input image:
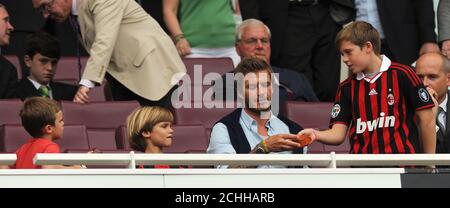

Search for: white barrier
xmin=0 ymin=154 xmax=16 ymax=165
xmin=2 ymin=153 xmax=450 ymax=187
xmin=32 ymin=152 xmax=450 ymax=168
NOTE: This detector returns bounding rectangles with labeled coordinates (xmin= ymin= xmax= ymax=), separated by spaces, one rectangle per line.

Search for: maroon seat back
xmin=115 ymin=125 xmax=129 ymax=150
xmin=0 ymin=124 xmax=89 ymax=153
xmin=182 ymin=58 xmax=234 ymax=83
xmin=54 ymin=56 xmax=88 ymax=83
xmin=173 ymin=101 xmax=239 ymax=133
xmin=281 ymin=102 xmax=333 ymax=130
xmin=165 ymin=124 xmax=208 ymax=153
xmin=324 ymin=139 xmax=351 ymax=154
xmin=87 ymin=128 xmax=117 ymax=150
xmin=0 ymin=99 xmax=23 ymax=126
xmin=4 ymin=55 xmax=21 ymax=79
xmin=61 ymin=101 xmax=140 ymax=129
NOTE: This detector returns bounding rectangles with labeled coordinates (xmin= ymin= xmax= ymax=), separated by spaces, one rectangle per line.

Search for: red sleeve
xmin=44 ymin=143 xmax=61 ymax=153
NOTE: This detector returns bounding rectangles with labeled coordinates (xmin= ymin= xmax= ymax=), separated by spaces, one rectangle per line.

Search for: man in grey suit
xmin=416 ymin=53 xmax=450 ymax=153
xmin=438 ymin=0 xmax=450 ymax=59
xmin=31 ymin=0 xmax=186 ymax=107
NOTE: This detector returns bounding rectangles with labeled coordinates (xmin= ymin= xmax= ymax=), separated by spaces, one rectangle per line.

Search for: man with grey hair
xmin=416 ymin=53 xmax=450 ymax=153
xmin=215 ymin=18 xmax=318 ymax=103
xmin=0 ymin=3 xmax=18 ymax=99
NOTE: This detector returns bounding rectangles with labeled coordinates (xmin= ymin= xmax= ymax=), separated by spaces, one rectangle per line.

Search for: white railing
xmin=32 ymin=152 xmax=450 ymax=168
xmin=0 ymin=154 xmax=17 ymax=165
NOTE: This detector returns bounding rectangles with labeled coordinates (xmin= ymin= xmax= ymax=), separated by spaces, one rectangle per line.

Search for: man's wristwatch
xmin=255 ymin=143 xmax=268 ymax=154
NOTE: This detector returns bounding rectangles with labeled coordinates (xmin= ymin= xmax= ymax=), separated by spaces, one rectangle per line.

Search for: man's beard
xmin=245 ymin=98 xmax=272 ymax=115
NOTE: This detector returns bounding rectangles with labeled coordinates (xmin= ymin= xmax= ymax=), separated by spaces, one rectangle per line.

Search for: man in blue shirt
xmin=207 ymin=58 xmax=305 ymax=168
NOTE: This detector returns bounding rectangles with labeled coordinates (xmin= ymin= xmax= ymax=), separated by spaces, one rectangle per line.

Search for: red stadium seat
xmin=0 ymin=99 xmax=23 ymax=126
xmin=280 ymin=102 xmax=333 ymax=130
xmin=0 ymin=124 xmax=89 ymax=153
xmin=61 ymin=101 xmax=140 ymax=129
xmin=165 ymin=124 xmax=208 ymax=153
xmin=4 ymin=55 xmax=21 ymax=79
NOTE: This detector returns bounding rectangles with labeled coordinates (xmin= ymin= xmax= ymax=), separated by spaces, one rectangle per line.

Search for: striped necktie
xmin=39 ymin=86 xmax=50 ymax=98
xmin=438 ymin=107 xmax=446 ymax=133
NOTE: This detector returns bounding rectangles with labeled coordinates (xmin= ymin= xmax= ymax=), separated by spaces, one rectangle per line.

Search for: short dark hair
xmin=24 ymin=31 xmax=61 ymax=59
xmin=335 ymin=21 xmax=381 ymax=55
xmin=234 ymin=57 xmax=272 ymax=76
xmin=20 ymin=97 xmax=61 ymax=138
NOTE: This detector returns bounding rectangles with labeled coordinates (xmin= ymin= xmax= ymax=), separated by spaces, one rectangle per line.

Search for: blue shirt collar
xmin=240 ymin=109 xmax=276 ymax=132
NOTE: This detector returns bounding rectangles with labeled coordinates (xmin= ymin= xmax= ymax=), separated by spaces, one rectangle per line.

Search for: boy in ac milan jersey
xmin=298 ymin=21 xmax=436 ymax=154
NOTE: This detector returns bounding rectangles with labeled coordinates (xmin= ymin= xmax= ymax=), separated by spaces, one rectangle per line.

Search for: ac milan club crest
xmin=387 ymin=93 xmax=395 ymax=106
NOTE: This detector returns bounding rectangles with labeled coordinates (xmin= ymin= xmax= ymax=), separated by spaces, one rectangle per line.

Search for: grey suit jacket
xmin=438 ymin=0 xmax=450 ymax=42
xmin=437 ymin=91 xmax=450 ymax=153
xmin=77 ymin=0 xmax=186 ymax=101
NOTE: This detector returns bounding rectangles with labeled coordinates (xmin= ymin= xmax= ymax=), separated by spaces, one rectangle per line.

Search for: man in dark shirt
xmin=0 ymin=3 xmax=17 ymax=99
xmin=214 ymin=19 xmax=319 ymax=103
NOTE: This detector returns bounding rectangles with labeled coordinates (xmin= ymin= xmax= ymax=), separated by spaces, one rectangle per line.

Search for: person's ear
xmin=24 ymin=55 xmax=32 ymax=68
xmin=141 ymin=130 xmax=152 ymax=139
xmin=42 ymin=124 xmax=53 ymax=135
xmin=364 ymin=41 xmax=373 ymax=54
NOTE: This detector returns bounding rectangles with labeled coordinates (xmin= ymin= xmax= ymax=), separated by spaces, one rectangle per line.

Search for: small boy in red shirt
xmin=12 ymin=97 xmax=83 ymax=169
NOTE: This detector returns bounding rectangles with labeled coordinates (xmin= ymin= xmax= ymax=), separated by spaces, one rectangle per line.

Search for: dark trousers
xmin=274 ymin=2 xmax=341 ymax=102
xmin=105 ymin=73 xmax=176 ymax=108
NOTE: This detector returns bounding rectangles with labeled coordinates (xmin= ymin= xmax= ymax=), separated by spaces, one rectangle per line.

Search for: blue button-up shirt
xmin=355 ymin=0 xmax=385 ymax=39
xmin=207 ymin=109 xmax=306 ymax=168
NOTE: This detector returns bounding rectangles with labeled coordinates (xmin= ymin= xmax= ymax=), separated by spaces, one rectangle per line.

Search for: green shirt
xmin=179 ymin=0 xmax=236 ymax=48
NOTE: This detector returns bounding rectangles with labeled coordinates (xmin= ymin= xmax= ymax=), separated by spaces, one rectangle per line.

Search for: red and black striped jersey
xmin=330 ymin=56 xmax=434 ymax=154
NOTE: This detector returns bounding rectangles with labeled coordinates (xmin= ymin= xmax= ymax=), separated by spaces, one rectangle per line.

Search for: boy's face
xmin=146 ymin=122 xmax=173 ymax=148
xmin=25 ymin=53 xmax=58 ymax=85
xmin=340 ymin=40 xmax=371 ymax=74
xmin=50 ymin=111 xmax=64 ymax=140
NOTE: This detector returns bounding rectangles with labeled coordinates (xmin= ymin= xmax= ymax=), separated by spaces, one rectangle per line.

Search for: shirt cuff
xmin=79 ymin=79 xmax=96 ymax=88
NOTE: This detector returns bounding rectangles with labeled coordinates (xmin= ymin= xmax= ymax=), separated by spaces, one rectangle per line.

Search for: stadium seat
xmin=0 ymin=124 xmax=89 ymax=153
xmin=165 ymin=124 xmax=208 ymax=153
xmin=87 ymin=128 xmax=118 ymax=150
xmin=182 ymin=58 xmax=234 ymax=85
xmin=115 ymin=125 xmax=129 ymax=150
xmin=54 ymin=56 xmax=88 ymax=84
xmin=61 ymin=101 xmax=140 ymax=129
xmin=0 ymin=99 xmax=22 ymax=126
xmin=280 ymin=102 xmax=333 ymax=130
xmin=4 ymin=55 xmax=21 ymax=79
xmin=116 ymin=124 xmax=208 ymax=153
xmin=173 ymin=101 xmax=239 ymax=134
xmin=324 ymin=139 xmax=351 ymax=154
xmin=173 ymin=84 xmax=215 ymax=102
xmin=307 ymin=142 xmax=326 ymax=154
